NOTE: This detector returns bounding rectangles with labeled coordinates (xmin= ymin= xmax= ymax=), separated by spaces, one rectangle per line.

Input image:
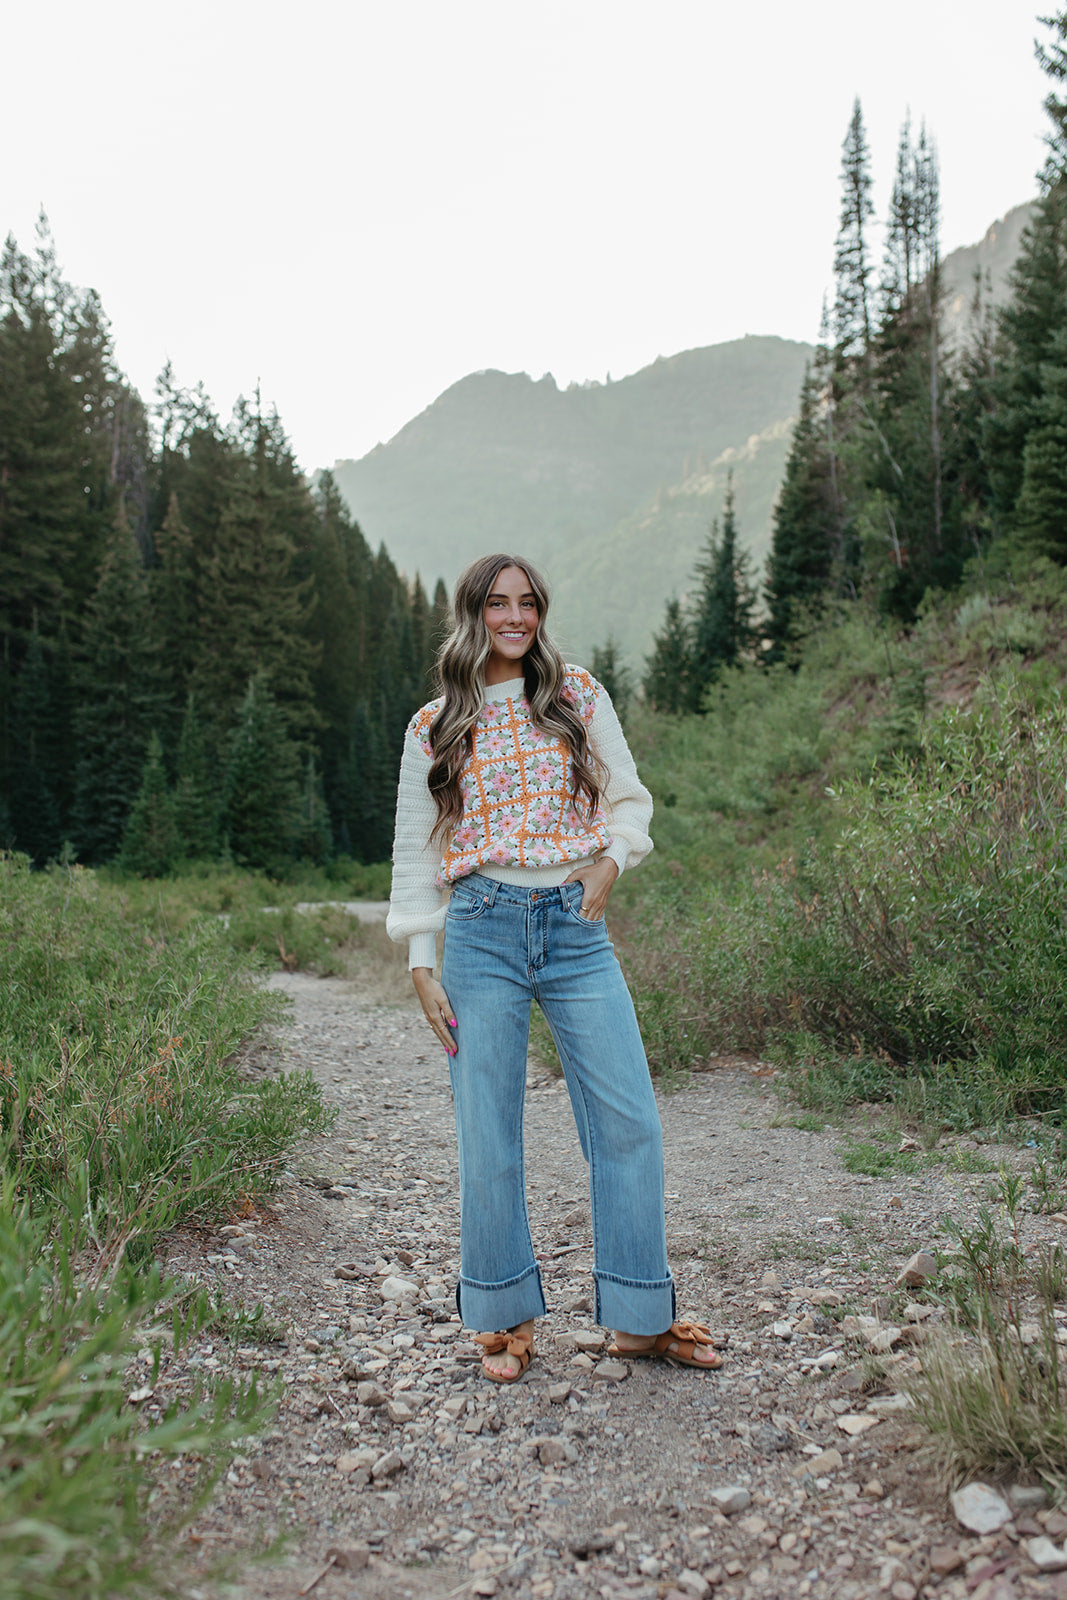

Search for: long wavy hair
xmin=427 ymin=553 xmax=603 ymax=843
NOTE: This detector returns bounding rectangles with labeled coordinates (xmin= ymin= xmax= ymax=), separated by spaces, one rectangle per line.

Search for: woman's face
xmin=482 ymin=565 xmax=539 ymax=682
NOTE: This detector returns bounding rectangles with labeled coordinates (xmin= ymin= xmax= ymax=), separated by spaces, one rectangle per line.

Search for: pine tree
xmin=73 ymin=507 xmax=165 ymax=862
xmin=221 ymin=674 xmax=301 ymax=872
xmin=173 ymin=693 xmax=218 ymax=859
xmin=765 ymin=367 xmax=839 ymax=660
xmin=833 ymin=100 xmax=875 ymax=369
xmin=7 ymin=627 xmax=60 ymax=861
xmin=687 ymin=479 xmax=755 ymax=706
xmin=294 ymin=749 xmax=333 ymax=864
xmin=119 ymin=732 xmax=180 ymax=877
xmin=643 ymin=600 xmax=691 ymax=714
xmin=590 ymin=638 xmax=634 ymax=723
xmin=983 ymin=11 xmax=1067 ymax=541
xmin=1011 ymin=328 xmax=1067 ymax=557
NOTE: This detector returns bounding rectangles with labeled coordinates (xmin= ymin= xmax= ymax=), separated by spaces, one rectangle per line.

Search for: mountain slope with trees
xmin=329 ymin=336 xmax=812 ymax=659
xmin=0 ymin=227 xmax=446 ymax=870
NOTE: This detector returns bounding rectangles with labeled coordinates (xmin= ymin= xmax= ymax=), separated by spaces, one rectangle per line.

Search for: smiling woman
xmin=385 ymin=552 xmax=721 ymax=1383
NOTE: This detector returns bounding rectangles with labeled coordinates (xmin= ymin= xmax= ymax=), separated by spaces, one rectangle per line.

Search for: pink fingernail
xmin=448 ymin=1019 xmax=457 ymax=1028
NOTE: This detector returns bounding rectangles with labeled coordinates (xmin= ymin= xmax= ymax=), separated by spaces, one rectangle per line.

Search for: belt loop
xmin=557 ymin=883 xmax=569 ymax=910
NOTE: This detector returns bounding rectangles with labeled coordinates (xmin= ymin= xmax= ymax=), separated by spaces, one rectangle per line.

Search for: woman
xmin=387 ymin=554 xmax=719 ymax=1382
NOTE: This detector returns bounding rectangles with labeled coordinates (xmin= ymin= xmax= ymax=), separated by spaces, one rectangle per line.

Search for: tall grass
xmin=0 ymin=857 xmax=333 ymax=1596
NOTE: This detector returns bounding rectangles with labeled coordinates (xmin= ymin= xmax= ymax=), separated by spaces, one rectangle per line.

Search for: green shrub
xmin=666 ymin=686 xmax=1067 ymax=1115
xmin=0 ymin=856 xmax=333 ymax=1236
xmin=0 ymin=1181 xmax=270 ymax=1600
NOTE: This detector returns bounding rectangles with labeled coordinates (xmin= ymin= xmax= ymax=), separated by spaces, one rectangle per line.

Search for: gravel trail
xmin=158 ymin=970 xmax=1067 ymax=1600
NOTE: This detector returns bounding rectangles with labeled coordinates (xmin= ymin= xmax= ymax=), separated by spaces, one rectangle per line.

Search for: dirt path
xmin=161 ymin=970 xmax=1067 ymax=1600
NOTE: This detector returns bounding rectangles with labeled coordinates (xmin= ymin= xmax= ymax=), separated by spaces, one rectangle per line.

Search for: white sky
xmin=2 ymin=0 xmax=1050 ymax=472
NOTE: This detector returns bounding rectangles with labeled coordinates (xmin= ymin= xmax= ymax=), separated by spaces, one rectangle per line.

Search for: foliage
xmin=673 ymin=685 xmax=1067 ymax=1117
xmin=0 ymin=1189 xmax=271 ymax=1600
xmin=0 ymin=855 xmax=332 ymax=1234
xmin=913 ymin=1170 xmax=1067 ymax=1490
xmin=0 ymin=229 xmax=438 ymax=871
xmin=0 ymin=854 xmax=335 ymax=1597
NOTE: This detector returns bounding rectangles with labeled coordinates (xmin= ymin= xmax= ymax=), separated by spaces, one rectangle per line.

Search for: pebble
xmin=1027 ymin=1536 xmax=1067 ymax=1572
xmin=592 ymin=1358 xmax=629 ymax=1383
xmin=159 ymin=978 xmax=1067 ymax=1600
xmin=836 ymin=1413 xmax=879 ymax=1435
xmin=951 ymin=1483 xmax=1013 ymax=1534
xmin=896 ymin=1250 xmax=938 ymax=1287
xmin=379 ymin=1275 xmax=420 ymax=1301
xmin=709 ymin=1485 xmax=751 ymax=1514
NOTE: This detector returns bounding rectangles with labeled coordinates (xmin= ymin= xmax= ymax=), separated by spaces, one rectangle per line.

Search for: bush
xmin=649 ymin=683 xmax=1067 ymax=1117
xmin=0 ymin=1181 xmax=270 ymax=1600
xmin=0 ymin=856 xmax=333 ymax=1235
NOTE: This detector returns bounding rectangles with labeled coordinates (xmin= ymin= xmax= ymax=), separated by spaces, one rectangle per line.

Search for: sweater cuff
xmin=408 ymin=931 xmax=438 ymax=972
xmin=603 ymin=838 xmax=630 ymax=876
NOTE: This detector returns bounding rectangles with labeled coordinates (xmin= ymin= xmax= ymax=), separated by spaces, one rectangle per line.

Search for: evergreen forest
xmin=645 ymin=14 xmax=1067 ymax=704
xmin=0 ymin=242 xmax=447 ymax=872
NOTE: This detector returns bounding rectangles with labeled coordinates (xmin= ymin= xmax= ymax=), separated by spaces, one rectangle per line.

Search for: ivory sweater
xmin=387 ymin=667 xmax=653 ymax=969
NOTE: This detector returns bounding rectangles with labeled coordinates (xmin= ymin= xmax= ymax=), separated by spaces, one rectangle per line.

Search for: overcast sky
xmin=2 ymin=0 xmax=1050 ymax=471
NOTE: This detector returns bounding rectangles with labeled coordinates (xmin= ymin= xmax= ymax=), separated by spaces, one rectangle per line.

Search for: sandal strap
xmin=475 ymin=1329 xmax=533 ymax=1360
xmin=662 ymin=1319 xmax=714 ymax=1359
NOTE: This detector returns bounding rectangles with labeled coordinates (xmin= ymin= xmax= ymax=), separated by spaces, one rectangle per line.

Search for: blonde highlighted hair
xmin=427 ymin=554 xmax=602 ymax=842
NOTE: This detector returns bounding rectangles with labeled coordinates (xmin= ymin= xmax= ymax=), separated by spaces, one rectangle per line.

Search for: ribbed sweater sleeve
xmin=385 ymin=725 xmax=448 ymax=970
xmin=591 ymin=689 xmax=654 ymax=875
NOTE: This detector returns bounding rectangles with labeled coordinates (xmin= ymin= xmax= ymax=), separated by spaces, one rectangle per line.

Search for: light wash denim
xmin=440 ymin=872 xmax=675 ymax=1335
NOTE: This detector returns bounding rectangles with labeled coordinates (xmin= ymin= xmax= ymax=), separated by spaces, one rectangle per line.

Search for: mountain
xmin=329 ymin=206 xmax=1037 ymax=668
xmin=330 ymin=336 xmax=812 ymax=662
xmin=941 ymin=200 xmax=1035 ymax=349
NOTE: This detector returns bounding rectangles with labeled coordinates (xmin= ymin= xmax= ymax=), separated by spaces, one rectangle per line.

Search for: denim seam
xmin=594 ymin=1269 xmax=674 ymax=1290
xmin=458 ymin=1261 xmax=542 ymax=1291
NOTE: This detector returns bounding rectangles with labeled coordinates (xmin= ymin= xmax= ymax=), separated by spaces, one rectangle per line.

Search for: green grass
xmin=841 ymin=1141 xmax=920 ymax=1178
xmin=0 ymin=855 xmax=331 ymax=1597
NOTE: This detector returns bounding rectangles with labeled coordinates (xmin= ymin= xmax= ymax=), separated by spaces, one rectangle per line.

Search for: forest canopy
xmin=0 ymin=225 xmax=447 ymax=871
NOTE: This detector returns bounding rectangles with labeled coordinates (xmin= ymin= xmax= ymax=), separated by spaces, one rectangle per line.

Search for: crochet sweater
xmin=387 ymin=667 xmax=653 ymax=969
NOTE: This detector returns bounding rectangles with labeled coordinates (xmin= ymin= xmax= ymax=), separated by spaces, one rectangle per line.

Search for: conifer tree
xmin=119 ymin=732 xmax=180 ymax=877
xmin=1011 ymin=329 xmax=1067 ymax=557
xmin=687 ymin=479 xmax=755 ymax=705
xmin=173 ymin=693 xmax=218 ymax=859
xmin=643 ymin=600 xmax=691 ymax=714
xmin=190 ymin=399 xmax=318 ymax=746
xmin=765 ymin=367 xmax=839 ymax=661
xmin=833 ymin=100 xmax=875 ymax=369
xmin=590 ymin=639 xmax=634 ymax=723
xmin=294 ymin=749 xmax=333 ymax=863
xmin=73 ymin=508 xmax=165 ymax=862
xmin=8 ymin=627 xmax=60 ymax=861
xmin=221 ymin=674 xmax=301 ymax=872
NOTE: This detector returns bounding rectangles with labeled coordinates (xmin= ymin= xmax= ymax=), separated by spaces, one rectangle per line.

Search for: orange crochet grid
xmin=410 ymin=668 xmax=610 ymax=887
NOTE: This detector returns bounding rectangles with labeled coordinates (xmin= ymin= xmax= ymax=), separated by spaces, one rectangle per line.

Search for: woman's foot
xmin=476 ymin=1319 xmax=536 ymax=1381
xmin=610 ymin=1319 xmax=722 ymax=1369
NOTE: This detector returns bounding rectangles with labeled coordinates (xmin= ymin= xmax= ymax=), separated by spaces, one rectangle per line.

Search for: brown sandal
xmin=475 ymin=1328 xmax=534 ymax=1384
xmin=608 ymin=1318 xmax=722 ymax=1370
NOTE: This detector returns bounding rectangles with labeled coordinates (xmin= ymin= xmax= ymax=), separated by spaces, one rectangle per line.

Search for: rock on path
xmin=153 ymin=972 xmax=1067 ymax=1600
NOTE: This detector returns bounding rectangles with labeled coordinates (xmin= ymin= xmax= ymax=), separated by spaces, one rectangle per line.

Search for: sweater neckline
xmin=483 ymin=676 xmax=526 ymax=702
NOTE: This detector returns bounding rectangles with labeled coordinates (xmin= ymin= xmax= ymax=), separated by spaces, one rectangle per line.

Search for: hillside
xmin=330 ymin=205 xmax=1036 ymax=666
xmin=330 ymin=336 xmax=812 ymax=660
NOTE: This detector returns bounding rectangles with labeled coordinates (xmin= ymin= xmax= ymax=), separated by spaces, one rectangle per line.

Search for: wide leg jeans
xmin=440 ymin=872 xmax=675 ymax=1334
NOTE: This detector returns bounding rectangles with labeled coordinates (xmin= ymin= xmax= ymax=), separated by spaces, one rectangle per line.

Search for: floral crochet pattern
xmin=410 ymin=667 xmax=610 ymax=886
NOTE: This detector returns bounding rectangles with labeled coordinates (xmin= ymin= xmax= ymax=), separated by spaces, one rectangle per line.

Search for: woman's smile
xmin=483 ymin=565 xmax=539 ymax=681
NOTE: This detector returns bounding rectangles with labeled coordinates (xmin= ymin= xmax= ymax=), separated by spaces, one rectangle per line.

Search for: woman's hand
xmin=563 ymin=856 xmax=619 ymax=921
xmin=412 ymin=968 xmax=458 ymax=1056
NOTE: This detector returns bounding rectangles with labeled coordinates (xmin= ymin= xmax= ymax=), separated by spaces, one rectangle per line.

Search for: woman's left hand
xmin=563 ymin=856 xmax=619 ymax=921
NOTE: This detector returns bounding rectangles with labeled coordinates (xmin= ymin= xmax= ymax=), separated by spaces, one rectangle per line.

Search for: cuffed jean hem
xmin=456 ymin=1262 xmax=547 ymax=1332
xmin=594 ymin=1270 xmax=676 ymax=1336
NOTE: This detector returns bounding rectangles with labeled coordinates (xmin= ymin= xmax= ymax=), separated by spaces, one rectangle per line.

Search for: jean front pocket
xmin=565 ymin=886 xmax=603 ymax=926
xmin=447 ymin=886 xmax=491 ymax=921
